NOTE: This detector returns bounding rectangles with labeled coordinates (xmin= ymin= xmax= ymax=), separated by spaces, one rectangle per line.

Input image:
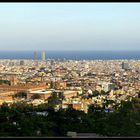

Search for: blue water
xmin=0 ymin=50 xmax=140 ymax=60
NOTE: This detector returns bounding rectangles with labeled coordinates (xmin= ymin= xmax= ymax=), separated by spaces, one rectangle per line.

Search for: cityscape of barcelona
xmin=0 ymin=2 xmax=140 ymax=138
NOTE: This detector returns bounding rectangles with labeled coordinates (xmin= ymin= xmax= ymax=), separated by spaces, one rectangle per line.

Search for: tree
xmin=37 ymin=103 xmax=49 ymax=111
xmin=138 ymin=91 xmax=140 ymax=98
xmin=50 ymin=81 xmax=54 ymax=89
xmin=31 ymin=94 xmax=41 ymax=100
xmin=92 ymin=90 xmax=100 ymax=97
xmin=103 ymin=99 xmax=115 ymax=109
xmin=96 ymin=99 xmax=140 ymax=137
xmin=13 ymin=92 xmax=27 ymax=99
xmin=0 ymin=80 xmax=10 ymax=85
xmin=0 ymin=102 xmax=9 ymax=112
xmin=100 ymin=90 xmax=106 ymax=95
xmin=47 ymin=93 xmax=61 ymax=110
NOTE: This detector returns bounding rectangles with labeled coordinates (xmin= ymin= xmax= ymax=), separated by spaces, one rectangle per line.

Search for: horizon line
xmin=0 ymin=50 xmax=140 ymax=51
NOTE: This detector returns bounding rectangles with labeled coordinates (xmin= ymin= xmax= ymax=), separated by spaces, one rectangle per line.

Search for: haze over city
xmin=0 ymin=3 xmax=140 ymax=51
xmin=0 ymin=3 xmax=140 ymax=138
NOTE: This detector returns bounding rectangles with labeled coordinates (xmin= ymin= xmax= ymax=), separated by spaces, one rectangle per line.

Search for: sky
xmin=0 ymin=3 xmax=140 ymax=51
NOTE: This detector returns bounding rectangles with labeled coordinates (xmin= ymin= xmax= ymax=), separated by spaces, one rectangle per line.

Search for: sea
xmin=0 ymin=50 xmax=140 ymax=60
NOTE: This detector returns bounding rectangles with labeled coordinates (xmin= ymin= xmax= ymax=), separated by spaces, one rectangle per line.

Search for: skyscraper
xmin=42 ymin=51 xmax=46 ymax=61
xmin=20 ymin=60 xmax=24 ymax=66
xmin=34 ymin=51 xmax=38 ymax=66
xmin=122 ymin=62 xmax=129 ymax=70
xmin=34 ymin=51 xmax=38 ymax=60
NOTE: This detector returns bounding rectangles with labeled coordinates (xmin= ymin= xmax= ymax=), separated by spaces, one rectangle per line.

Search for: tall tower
xmin=34 ymin=51 xmax=38 ymax=60
xmin=42 ymin=51 xmax=46 ymax=61
xmin=34 ymin=51 xmax=38 ymax=66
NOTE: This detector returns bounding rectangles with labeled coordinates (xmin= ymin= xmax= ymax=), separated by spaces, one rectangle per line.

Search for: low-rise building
xmin=27 ymin=90 xmax=52 ymax=100
xmin=0 ymin=91 xmax=15 ymax=104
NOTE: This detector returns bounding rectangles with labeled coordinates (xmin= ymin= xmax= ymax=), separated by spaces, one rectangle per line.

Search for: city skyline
xmin=0 ymin=3 xmax=140 ymax=51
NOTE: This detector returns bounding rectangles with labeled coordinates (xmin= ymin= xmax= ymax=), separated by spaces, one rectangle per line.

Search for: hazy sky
xmin=0 ymin=3 xmax=140 ymax=51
